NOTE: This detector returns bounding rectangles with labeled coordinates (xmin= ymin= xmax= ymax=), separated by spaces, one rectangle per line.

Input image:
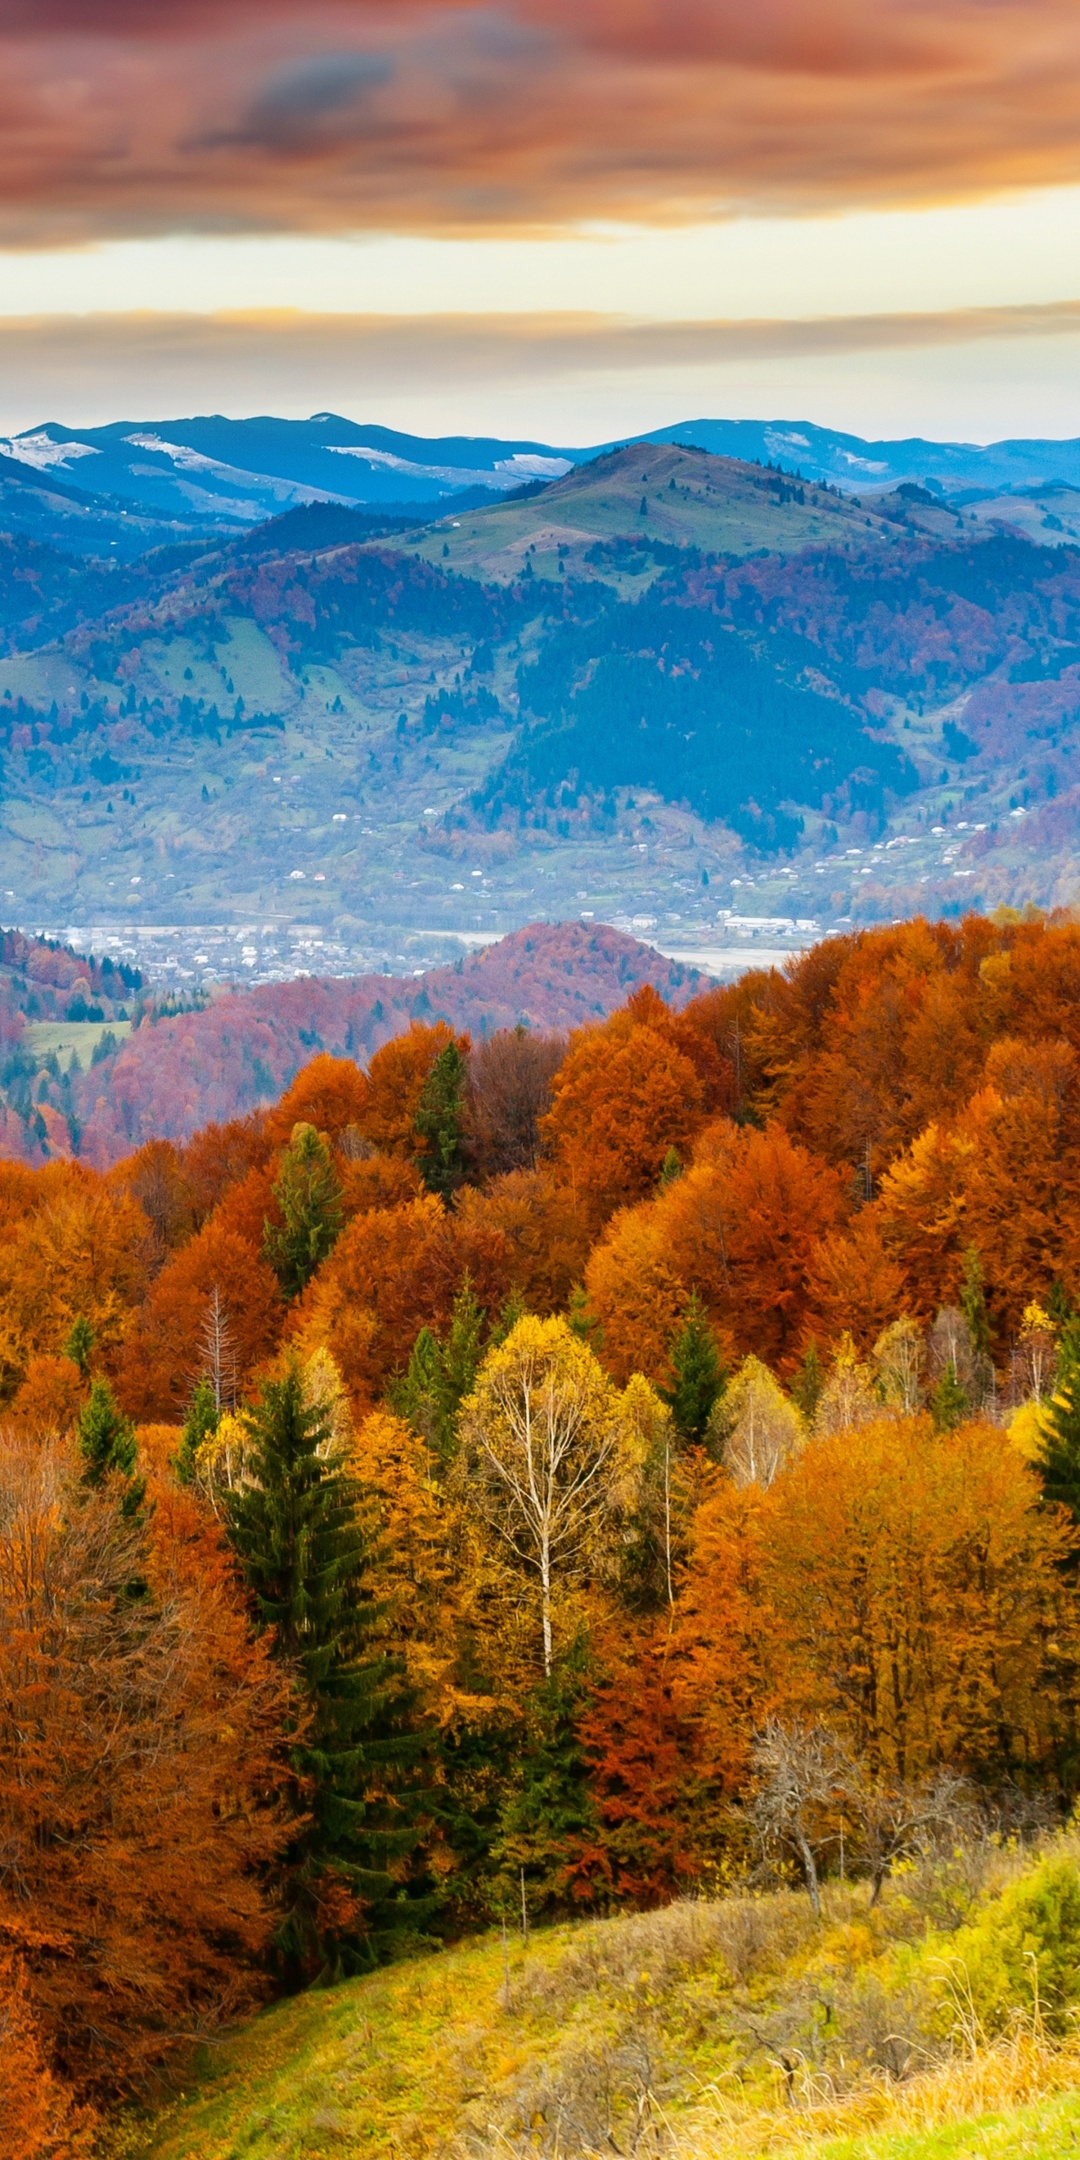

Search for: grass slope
xmin=412 ymin=442 xmax=892 ymax=586
xmin=138 ymin=1854 xmax=1080 ymax=2160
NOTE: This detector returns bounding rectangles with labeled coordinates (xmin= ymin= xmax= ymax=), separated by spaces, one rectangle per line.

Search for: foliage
xmin=225 ymin=1364 xmax=429 ymax=1983
xmin=263 ymin=1120 xmax=344 ymax=1298
xmin=415 ymin=1041 xmax=469 ymax=1202
xmin=660 ymin=1289 xmax=725 ymax=1446
xmin=459 ymin=1315 xmax=631 ymax=1674
xmin=1038 ymin=1316 xmax=1080 ymax=1525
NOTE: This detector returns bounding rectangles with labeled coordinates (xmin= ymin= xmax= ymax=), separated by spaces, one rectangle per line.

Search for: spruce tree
xmin=175 ymin=1374 xmax=220 ymax=1486
xmin=225 ymin=1363 xmax=429 ymax=1983
xmin=64 ymin=1314 xmax=95 ymax=1379
xmin=658 ymin=1145 xmax=683 ymax=1188
xmin=961 ymin=1246 xmax=994 ymax=1406
xmin=263 ymin=1121 xmax=344 ymax=1298
xmin=392 ymin=1326 xmax=441 ymax=1449
xmin=1039 ymin=1318 xmax=1080 ymax=1526
xmin=567 ymin=1283 xmax=603 ymax=1349
xmin=493 ymin=1645 xmax=597 ymax=1916
xmin=414 ymin=1042 xmax=468 ymax=1202
xmin=77 ymin=1379 xmax=144 ymax=1517
xmin=930 ymin=1359 xmax=969 ymax=1432
xmin=660 ymin=1291 xmax=724 ymax=1446
xmin=431 ymin=1273 xmax=485 ymax=1459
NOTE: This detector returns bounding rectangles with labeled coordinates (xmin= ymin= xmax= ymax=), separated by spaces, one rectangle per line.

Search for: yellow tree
xmin=458 ymin=1315 xmax=631 ymax=1673
xmin=715 ymin=1355 xmax=804 ymax=1489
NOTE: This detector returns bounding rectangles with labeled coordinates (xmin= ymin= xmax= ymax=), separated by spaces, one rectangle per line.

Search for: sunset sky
xmin=3 ymin=0 xmax=1080 ymax=441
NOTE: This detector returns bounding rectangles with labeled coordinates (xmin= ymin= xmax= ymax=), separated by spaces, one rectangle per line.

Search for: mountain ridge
xmin=6 ymin=413 xmax=1080 ymax=545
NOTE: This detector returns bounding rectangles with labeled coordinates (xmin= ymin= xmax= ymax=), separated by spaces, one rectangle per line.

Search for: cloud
xmin=0 ymin=3 xmax=1079 ymax=242
xmin=3 ymin=301 xmax=1080 ymax=441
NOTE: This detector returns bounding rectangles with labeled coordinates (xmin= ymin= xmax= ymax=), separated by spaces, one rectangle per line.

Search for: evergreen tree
xmin=391 ymin=1327 xmax=441 ymax=1449
xmin=1039 ymin=1318 xmax=1080 ymax=1526
xmin=567 ymin=1282 xmax=604 ymax=1349
xmin=64 ymin=1314 xmax=95 ymax=1379
xmin=790 ymin=1340 xmax=825 ymax=1423
xmin=175 ymin=1374 xmax=220 ymax=1486
xmin=1049 ymin=1279 xmax=1076 ymax=1333
xmin=660 ymin=1290 xmax=724 ymax=1446
xmin=431 ymin=1274 xmax=485 ymax=1460
xmin=225 ymin=1363 xmax=429 ymax=1983
xmin=961 ymin=1247 xmax=991 ymax=1364
xmin=77 ymin=1379 xmax=143 ymax=1517
xmin=263 ymin=1122 xmax=344 ymax=1298
xmin=394 ymin=1280 xmax=491 ymax=1460
xmin=414 ymin=1042 xmax=468 ymax=1202
xmin=658 ymin=1145 xmax=683 ymax=1188
xmin=489 ymin=1289 xmax=526 ymax=1347
xmin=930 ymin=1359 xmax=968 ymax=1432
xmin=493 ymin=1645 xmax=597 ymax=1916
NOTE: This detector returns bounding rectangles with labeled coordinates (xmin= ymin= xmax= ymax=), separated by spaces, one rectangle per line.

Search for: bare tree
xmin=465 ymin=1026 xmax=567 ymax=1180
xmin=749 ymin=1720 xmax=852 ymax=1917
xmin=851 ymin=1769 xmax=977 ymax=1906
xmin=197 ymin=1284 xmax=237 ymax=1413
xmin=459 ymin=1315 xmax=623 ymax=1673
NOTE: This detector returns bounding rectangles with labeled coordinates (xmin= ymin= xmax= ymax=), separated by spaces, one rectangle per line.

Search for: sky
xmin=2 ymin=0 xmax=1080 ymax=442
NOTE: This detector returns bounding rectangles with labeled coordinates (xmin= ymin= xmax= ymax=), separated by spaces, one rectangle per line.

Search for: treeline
xmin=10 ymin=909 xmax=1080 ymax=2146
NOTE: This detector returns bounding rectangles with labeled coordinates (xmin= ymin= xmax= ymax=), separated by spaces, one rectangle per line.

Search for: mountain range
xmin=5 ymin=412 xmax=1080 ymax=548
xmin=0 ymin=423 xmax=1077 ymax=1002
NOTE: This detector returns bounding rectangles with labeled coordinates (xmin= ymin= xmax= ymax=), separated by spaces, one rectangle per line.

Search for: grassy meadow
xmin=135 ymin=1834 xmax=1080 ymax=2160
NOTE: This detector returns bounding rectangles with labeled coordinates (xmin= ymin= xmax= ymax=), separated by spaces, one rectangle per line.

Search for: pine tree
xmin=77 ymin=1379 xmax=143 ymax=1517
xmin=176 ymin=1374 xmax=220 ymax=1486
xmin=263 ymin=1122 xmax=344 ymax=1298
xmin=63 ymin=1314 xmax=95 ymax=1379
xmin=930 ymin=1359 xmax=969 ymax=1432
xmin=225 ymin=1363 xmax=429 ymax=1983
xmin=414 ymin=1042 xmax=468 ymax=1202
xmin=660 ymin=1291 xmax=724 ymax=1446
xmin=1039 ymin=1317 xmax=1080 ymax=1526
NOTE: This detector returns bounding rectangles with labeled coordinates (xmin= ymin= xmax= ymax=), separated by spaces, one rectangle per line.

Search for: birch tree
xmin=459 ymin=1315 xmax=624 ymax=1673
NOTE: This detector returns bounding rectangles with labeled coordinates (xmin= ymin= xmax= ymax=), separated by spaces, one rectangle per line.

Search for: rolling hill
xmin=0 ymin=919 xmax=699 ymax=1166
xmin=0 ymin=436 xmax=1075 ymax=958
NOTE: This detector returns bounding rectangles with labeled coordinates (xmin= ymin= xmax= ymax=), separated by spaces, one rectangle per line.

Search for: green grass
xmin=24 ymin=1019 xmax=130 ymax=1069
xmin=131 ymin=1866 xmax=1080 ymax=2160
xmin=818 ymin=2086 xmax=1080 ymax=2157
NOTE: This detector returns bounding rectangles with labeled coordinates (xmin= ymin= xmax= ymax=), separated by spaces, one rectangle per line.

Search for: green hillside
xmin=138 ymin=1843 xmax=1080 ymax=2160
xmin=412 ymin=439 xmax=892 ymax=587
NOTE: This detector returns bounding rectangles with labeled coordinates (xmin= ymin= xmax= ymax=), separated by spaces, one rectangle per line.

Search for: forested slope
xmin=6 ymin=909 xmax=1080 ymax=2152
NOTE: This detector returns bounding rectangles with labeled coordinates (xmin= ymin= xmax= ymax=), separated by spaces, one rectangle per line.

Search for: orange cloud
xmin=0 ymin=3 xmax=1078 ymax=242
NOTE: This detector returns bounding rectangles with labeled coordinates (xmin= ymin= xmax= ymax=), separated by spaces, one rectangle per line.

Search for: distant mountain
xmin=5 ymin=413 xmax=1080 ymax=545
xmin=0 ymin=417 xmax=580 ymax=532
xmin=614 ymin=419 xmax=1080 ymax=499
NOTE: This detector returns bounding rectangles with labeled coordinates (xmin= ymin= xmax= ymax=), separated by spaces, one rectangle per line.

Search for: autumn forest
xmin=10 ymin=907 xmax=1080 ymax=2153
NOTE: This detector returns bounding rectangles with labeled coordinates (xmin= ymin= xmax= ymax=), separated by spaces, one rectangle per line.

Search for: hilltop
xmin=410 ymin=439 xmax=889 ymax=585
